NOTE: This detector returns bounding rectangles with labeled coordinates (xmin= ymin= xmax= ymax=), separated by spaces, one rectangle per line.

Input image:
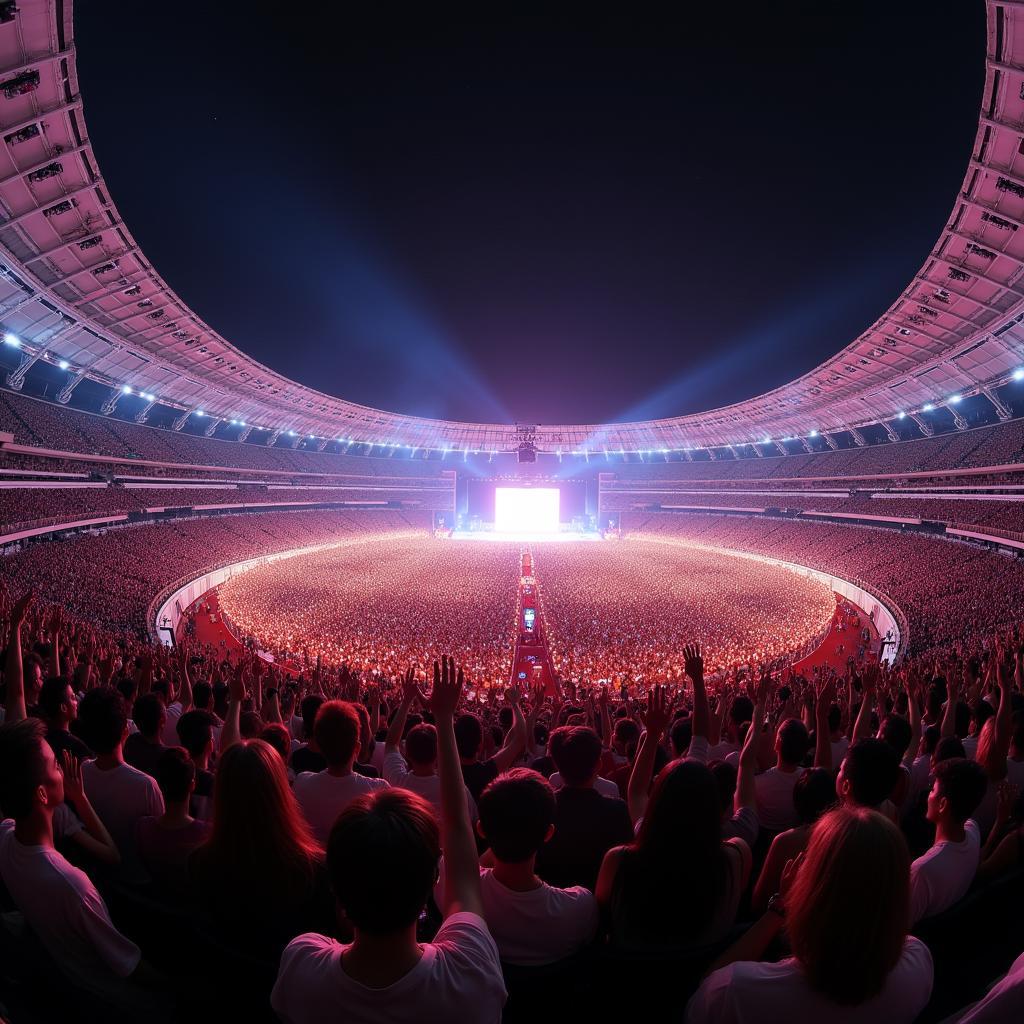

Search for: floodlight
xmin=1013 ymin=368 xmax=1024 ymax=381
xmin=949 ymin=395 xmax=962 ymax=404
xmin=122 ymin=385 xmax=132 ymax=394
xmin=3 ymin=333 xmax=19 ymax=347
xmin=58 ymin=359 xmax=69 ymax=370
xmin=922 ymin=403 xmax=934 ymax=412
xmin=196 ymin=410 xmax=205 ymax=417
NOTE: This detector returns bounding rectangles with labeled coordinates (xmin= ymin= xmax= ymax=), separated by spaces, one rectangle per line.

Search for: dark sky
xmin=74 ymin=2 xmax=985 ymax=425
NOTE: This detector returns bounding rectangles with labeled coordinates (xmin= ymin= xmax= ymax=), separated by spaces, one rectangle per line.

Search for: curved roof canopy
xmin=0 ymin=0 xmax=1023 ymax=452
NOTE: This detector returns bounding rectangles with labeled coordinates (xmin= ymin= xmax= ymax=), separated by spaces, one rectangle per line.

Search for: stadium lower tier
xmin=3 ymin=507 xmax=1023 ymax=668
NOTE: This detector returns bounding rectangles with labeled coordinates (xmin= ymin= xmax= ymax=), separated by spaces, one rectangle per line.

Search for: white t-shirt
xmin=909 ymin=819 xmax=981 ymax=924
xmin=685 ymin=936 xmax=933 ymax=1024
xmin=434 ymin=867 xmax=597 ymax=966
xmin=548 ymin=772 xmax=619 ymax=799
xmin=82 ymin=760 xmax=165 ymax=883
xmin=293 ymin=770 xmax=389 ymax=844
xmin=754 ymin=767 xmax=803 ymax=832
xmin=162 ymin=701 xmax=183 ymax=746
xmin=382 ymin=752 xmax=476 ymax=819
xmin=271 ymin=912 xmax=507 ymax=1024
xmin=0 ymin=820 xmax=140 ymax=997
xmin=707 ymin=740 xmax=739 ymax=762
xmin=958 ymin=949 xmax=1024 ymax=1023
xmin=902 ymin=754 xmax=931 ymax=813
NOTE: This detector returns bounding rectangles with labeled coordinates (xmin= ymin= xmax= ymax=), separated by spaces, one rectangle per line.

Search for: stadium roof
xmin=0 ymin=0 xmax=1022 ymax=453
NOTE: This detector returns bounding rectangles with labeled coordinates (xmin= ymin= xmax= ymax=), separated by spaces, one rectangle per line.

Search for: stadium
xmin=0 ymin=1 xmax=1023 ymax=1022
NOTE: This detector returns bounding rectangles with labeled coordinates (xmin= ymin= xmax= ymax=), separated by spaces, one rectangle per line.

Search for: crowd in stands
xmin=629 ymin=513 xmax=1024 ymax=660
xmin=0 ymin=483 xmax=453 ymax=532
xmin=4 ymin=385 xmax=1024 ymax=484
xmin=2 ymin=568 xmax=1023 ymax=1022
xmin=604 ymin=490 xmax=1024 ymax=533
xmin=0 ymin=511 xmax=431 ymax=636
xmin=217 ymin=538 xmax=520 ymax=683
xmin=535 ymin=541 xmax=835 ymax=681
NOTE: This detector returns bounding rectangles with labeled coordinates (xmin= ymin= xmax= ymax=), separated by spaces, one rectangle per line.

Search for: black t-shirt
xmin=123 ymin=733 xmax=167 ymax=779
xmin=45 ymin=728 xmax=92 ymax=762
xmin=461 ymin=758 xmax=500 ymax=803
xmin=535 ymin=786 xmax=634 ymax=892
xmin=353 ymin=761 xmax=379 ymax=779
xmin=290 ymin=745 xmax=327 ymax=775
xmin=529 ymin=754 xmax=555 ymax=779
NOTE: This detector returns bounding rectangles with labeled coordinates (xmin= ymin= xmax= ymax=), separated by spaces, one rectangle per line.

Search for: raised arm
xmin=851 ymin=666 xmax=876 ymax=743
xmin=429 ymin=656 xmax=483 ymax=919
xmin=684 ymin=644 xmax=709 ymax=741
xmin=813 ymin=676 xmax=835 ymax=771
xmin=491 ymin=687 xmax=527 ymax=773
xmin=219 ymin=663 xmax=246 ymax=753
xmin=47 ymin=605 xmax=62 ymax=680
xmin=990 ymin=638 xmax=1014 ymax=772
xmin=626 ymin=685 xmax=674 ymax=824
xmin=736 ymin=677 xmax=769 ymax=813
xmin=60 ymin=751 xmax=120 ymax=866
xmin=941 ymin=668 xmax=961 ymax=739
xmin=384 ymin=667 xmax=418 ymax=754
xmin=177 ymin=644 xmax=193 ymax=714
xmin=4 ymin=590 xmax=33 ymax=724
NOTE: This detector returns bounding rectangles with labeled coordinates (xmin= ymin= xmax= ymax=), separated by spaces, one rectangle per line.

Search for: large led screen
xmin=494 ymin=487 xmax=560 ymax=533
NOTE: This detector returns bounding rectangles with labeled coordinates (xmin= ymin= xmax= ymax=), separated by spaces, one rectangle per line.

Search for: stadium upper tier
xmin=0 ymin=2 xmax=1023 ymax=454
xmin=4 ymin=386 xmax=1024 ymax=482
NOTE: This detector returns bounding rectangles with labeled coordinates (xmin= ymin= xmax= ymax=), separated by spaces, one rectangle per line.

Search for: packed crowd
xmin=629 ymin=514 xmax=1024 ymax=660
xmin=1 ymin=571 xmax=1023 ymax=1023
xmin=0 ymin=511 xmax=431 ymax=635
xmin=217 ymin=538 xmax=521 ymax=683
xmin=534 ymin=541 xmax=836 ymax=681
xmin=0 ymin=482 xmax=454 ymax=531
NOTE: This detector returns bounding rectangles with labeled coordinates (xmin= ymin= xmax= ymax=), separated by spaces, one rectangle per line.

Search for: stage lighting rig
xmin=513 ymin=424 xmax=538 ymax=463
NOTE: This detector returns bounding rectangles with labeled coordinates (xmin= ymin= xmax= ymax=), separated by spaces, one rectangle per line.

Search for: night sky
xmin=74 ymin=2 xmax=985 ymax=425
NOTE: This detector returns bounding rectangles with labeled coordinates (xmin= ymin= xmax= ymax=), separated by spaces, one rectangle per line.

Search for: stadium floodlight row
xmin=0 ymin=1 xmax=1022 ymax=455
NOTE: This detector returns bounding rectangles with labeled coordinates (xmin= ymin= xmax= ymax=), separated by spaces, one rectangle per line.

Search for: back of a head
xmin=404 ymin=723 xmax=437 ymax=767
xmin=479 ymin=768 xmax=556 ymax=862
xmin=201 ymin=739 xmax=320 ymax=893
xmin=934 ymin=757 xmax=987 ymax=825
xmin=156 ymin=746 xmax=195 ymax=803
xmin=313 ymin=701 xmax=361 ymax=768
xmin=38 ymin=677 xmax=71 ymax=721
xmin=669 ymin=716 xmax=692 ymax=758
xmin=300 ymin=695 xmax=324 ymax=740
xmin=933 ymin=735 xmax=966 ymax=765
xmin=627 ymin=758 xmax=725 ymax=934
xmin=843 ymin=738 xmax=900 ymax=808
xmin=788 ymin=807 xmax=910 ymax=1006
xmin=794 ymin=767 xmax=837 ymax=825
xmin=192 ymin=680 xmax=213 ymax=711
xmin=328 ymin=788 xmax=440 ymax=935
xmin=259 ymin=723 xmax=291 ymax=764
xmin=0 ymin=719 xmax=48 ymax=820
xmin=881 ymin=715 xmax=912 ymax=760
xmin=708 ymin=760 xmax=737 ymax=816
xmin=454 ymin=713 xmax=483 ymax=760
xmin=613 ymin=718 xmax=640 ymax=751
xmin=549 ymin=726 xmax=602 ymax=787
xmin=731 ymin=695 xmax=754 ymax=729
xmin=778 ymin=718 xmax=811 ymax=766
xmin=827 ymin=704 xmax=842 ymax=733
xmin=78 ymin=687 xmax=127 ymax=755
xmin=177 ymin=709 xmax=215 ymax=760
xmin=131 ymin=693 xmax=164 ymax=739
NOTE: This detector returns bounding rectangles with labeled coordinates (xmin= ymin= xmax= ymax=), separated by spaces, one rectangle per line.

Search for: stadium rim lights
xmin=809 ymin=429 xmax=819 ymax=437
xmin=898 ymin=411 xmax=906 ymax=419
xmin=949 ymin=395 xmax=962 ymax=404
xmin=195 ymin=410 xmax=205 ymax=417
xmin=3 ymin=332 xmax=19 ymax=347
xmin=922 ymin=403 xmax=935 ymax=412
xmin=58 ymin=360 xmax=69 ymax=370
xmin=121 ymin=385 xmax=132 ymax=394
xmin=1014 ymin=368 xmax=1024 ymax=381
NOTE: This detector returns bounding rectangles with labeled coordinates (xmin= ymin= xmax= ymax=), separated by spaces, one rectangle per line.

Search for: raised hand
xmin=10 ymin=588 xmax=33 ymax=627
xmin=683 ymin=643 xmax=704 ymax=682
xmin=401 ymin=665 xmax=419 ymax=704
xmin=60 ymin=750 xmax=85 ymax=806
xmin=642 ymin=684 xmax=675 ymax=737
xmin=428 ymin=656 xmax=464 ymax=720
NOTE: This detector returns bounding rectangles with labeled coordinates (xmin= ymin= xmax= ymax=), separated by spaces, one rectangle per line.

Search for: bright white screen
xmin=495 ymin=488 xmax=560 ymax=533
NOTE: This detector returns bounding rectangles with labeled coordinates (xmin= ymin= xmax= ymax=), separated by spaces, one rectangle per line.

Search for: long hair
xmin=787 ymin=806 xmax=910 ymax=1005
xmin=614 ymin=758 xmax=726 ymax=942
xmin=191 ymin=739 xmax=322 ymax=901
